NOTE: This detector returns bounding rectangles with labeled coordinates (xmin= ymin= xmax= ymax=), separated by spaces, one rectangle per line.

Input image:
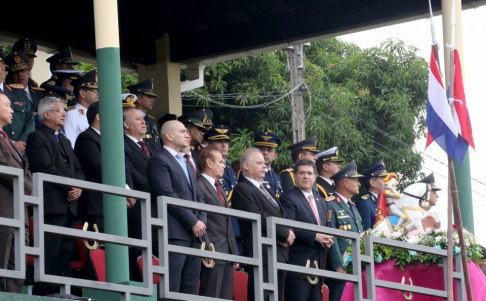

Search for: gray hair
xmin=240 ymin=147 xmax=262 ymax=176
xmin=38 ymin=97 xmax=64 ymax=122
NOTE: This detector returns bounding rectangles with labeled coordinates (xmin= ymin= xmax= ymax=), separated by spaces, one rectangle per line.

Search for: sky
xmin=338 ymin=6 xmax=486 ymax=245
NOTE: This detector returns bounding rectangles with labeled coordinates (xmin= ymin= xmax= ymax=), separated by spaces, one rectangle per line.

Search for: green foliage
xmin=0 ymin=45 xmax=13 ymax=55
xmin=343 ymin=228 xmax=484 ymax=273
xmin=185 ymin=38 xmax=428 ymax=183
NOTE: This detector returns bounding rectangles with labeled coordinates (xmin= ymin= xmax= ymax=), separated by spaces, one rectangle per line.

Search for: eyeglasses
xmin=87 ymin=89 xmax=98 ymax=93
xmin=47 ymin=109 xmax=67 ymax=114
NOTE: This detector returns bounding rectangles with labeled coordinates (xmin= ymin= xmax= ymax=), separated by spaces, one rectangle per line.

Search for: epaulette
xmin=325 ymin=196 xmax=336 ymax=202
xmin=279 ymin=168 xmax=293 ymax=175
xmin=190 ymin=146 xmax=195 ymax=151
xmin=148 ymin=115 xmax=156 ymax=120
xmin=46 ymin=80 xmax=56 ymax=85
xmin=9 ymin=84 xmax=24 ymax=89
xmin=361 ymin=194 xmax=369 ymax=200
xmin=31 ymin=87 xmax=45 ymax=92
xmin=67 ymin=107 xmax=76 ymax=111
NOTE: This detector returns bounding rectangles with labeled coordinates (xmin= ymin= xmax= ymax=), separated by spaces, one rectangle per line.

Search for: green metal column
xmin=93 ymin=0 xmax=130 ymax=284
xmin=454 ymin=151 xmax=474 ymax=232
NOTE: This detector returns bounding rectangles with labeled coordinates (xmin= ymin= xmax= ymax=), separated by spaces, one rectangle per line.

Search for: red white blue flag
xmin=425 ymin=46 xmax=458 ymax=159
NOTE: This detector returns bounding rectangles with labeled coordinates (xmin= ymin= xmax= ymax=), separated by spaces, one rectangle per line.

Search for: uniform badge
xmin=14 ymin=55 xmax=21 ymax=64
xmin=78 ymin=109 xmax=85 ymax=115
xmin=25 ymin=41 xmax=31 ymax=50
xmin=215 ymin=128 xmax=228 ymax=134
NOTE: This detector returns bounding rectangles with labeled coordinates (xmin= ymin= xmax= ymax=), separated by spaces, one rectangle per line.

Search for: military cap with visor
xmin=288 ymin=135 xmax=319 ymax=153
xmin=46 ymin=47 xmax=79 ymax=65
xmin=4 ymin=52 xmax=29 ymax=72
xmin=331 ymin=160 xmax=364 ymax=182
xmin=52 ymin=69 xmax=84 ymax=81
xmin=43 ymin=84 xmax=76 ymax=108
xmin=362 ymin=159 xmax=388 ymax=179
xmin=418 ymin=173 xmax=441 ymax=191
xmin=204 ymin=125 xmax=231 ymax=141
xmin=178 ymin=111 xmax=207 ymax=131
xmin=254 ymin=131 xmax=281 ymax=148
xmin=199 ymin=109 xmax=214 ymax=127
xmin=121 ymin=93 xmax=137 ymax=108
xmin=127 ymin=78 xmax=157 ymax=97
xmin=317 ymin=146 xmax=344 ymax=163
xmin=71 ymin=70 xmax=98 ymax=90
xmin=12 ymin=38 xmax=37 ymax=57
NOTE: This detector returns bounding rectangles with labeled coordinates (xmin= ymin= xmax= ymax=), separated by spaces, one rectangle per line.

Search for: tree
xmin=185 ymin=38 xmax=428 ymax=186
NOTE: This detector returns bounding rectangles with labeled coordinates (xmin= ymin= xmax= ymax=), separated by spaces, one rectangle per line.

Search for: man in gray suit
xmin=0 ymin=91 xmax=33 ymax=293
xmin=196 ymin=146 xmax=239 ymax=299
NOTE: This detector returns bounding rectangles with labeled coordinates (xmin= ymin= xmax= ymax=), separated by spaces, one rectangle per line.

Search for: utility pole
xmin=286 ymin=44 xmax=308 ymax=143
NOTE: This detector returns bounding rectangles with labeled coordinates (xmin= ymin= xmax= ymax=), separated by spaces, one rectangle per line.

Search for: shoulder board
xmin=279 ymin=168 xmax=293 ymax=175
xmin=46 ymin=80 xmax=56 ymax=85
xmin=326 ymin=196 xmax=336 ymax=202
xmin=30 ymin=79 xmax=39 ymax=87
xmin=31 ymin=87 xmax=45 ymax=92
xmin=67 ymin=107 xmax=76 ymax=111
xmin=148 ymin=115 xmax=156 ymax=120
xmin=9 ymin=84 xmax=24 ymax=89
xmin=361 ymin=194 xmax=369 ymax=200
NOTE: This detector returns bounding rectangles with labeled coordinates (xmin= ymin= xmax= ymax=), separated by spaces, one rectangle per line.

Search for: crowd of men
xmin=0 ymin=39 xmax=442 ymax=300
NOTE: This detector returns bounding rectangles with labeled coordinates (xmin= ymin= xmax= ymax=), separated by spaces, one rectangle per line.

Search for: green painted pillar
xmin=93 ymin=0 xmax=130 ymax=284
xmin=454 ymin=151 xmax=475 ymax=232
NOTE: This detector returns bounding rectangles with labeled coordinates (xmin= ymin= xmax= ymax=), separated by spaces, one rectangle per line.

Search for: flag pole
xmin=442 ymin=0 xmax=473 ymax=299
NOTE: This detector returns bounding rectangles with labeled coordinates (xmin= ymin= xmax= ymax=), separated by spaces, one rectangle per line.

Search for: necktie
xmin=175 ymin=153 xmax=191 ymax=184
xmin=184 ymin=154 xmax=198 ymax=179
xmin=260 ymin=183 xmax=279 ymax=208
xmin=214 ymin=181 xmax=227 ymax=207
xmin=308 ymin=195 xmax=321 ymax=225
xmin=0 ymin=130 xmax=20 ymax=161
xmin=347 ymin=200 xmax=355 ymax=218
xmin=137 ymin=140 xmax=151 ymax=158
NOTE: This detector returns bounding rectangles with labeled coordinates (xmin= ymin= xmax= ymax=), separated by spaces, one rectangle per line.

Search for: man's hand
xmin=192 ymin=221 xmax=206 ymax=237
xmin=316 ymin=233 xmax=334 ymax=248
xmin=233 ymin=263 xmax=240 ymax=270
xmin=335 ymin=267 xmax=347 ymax=274
xmin=67 ymin=188 xmax=82 ymax=201
xmin=13 ymin=141 xmax=26 ymax=155
xmin=126 ymin=198 xmax=137 ymax=208
xmin=286 ymin=230 xmax=296 ymax=246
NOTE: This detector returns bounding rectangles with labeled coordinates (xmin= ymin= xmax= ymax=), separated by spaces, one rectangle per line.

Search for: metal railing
xmin=0 ymin=165 xmax=465 ymax=301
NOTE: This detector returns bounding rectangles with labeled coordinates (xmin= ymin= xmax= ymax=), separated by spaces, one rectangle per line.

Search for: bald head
xmin=161 ymin=120 xmax=190 ymax=151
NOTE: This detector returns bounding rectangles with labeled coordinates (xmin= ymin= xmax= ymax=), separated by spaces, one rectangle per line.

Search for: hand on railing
xmin=192 ymin=220 xmax=207 ymax=237
xmin=126 ymin=197 xmax=137 ymax=208
xmin=67 ymin=187 xmax=82 ymax=201
xmin=316 ymin=233 xmax=334 ymax=248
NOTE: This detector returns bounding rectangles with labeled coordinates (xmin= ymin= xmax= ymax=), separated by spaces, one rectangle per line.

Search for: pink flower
xmin=408 ymin=229 xmax=420 ymax=238
xmin=360 ymin=232 xmax=365 ymax=238
xmin=384 ymin=232 xmax=391 ymax=238
xmin=453 ymin=224 xmax=458 ymax=230
xmin=392 ymin=232 xmax=401 ymax=238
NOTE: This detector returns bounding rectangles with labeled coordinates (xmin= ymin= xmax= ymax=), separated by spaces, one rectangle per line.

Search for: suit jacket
xmin=124 ymin=134 xmax=159 ymax=222
xmin=74 ymin=128 xmax=133 ymax=218
xmin=327 ymin=194 xmax=363 ymax=270
xmin=196 ymin=176 xmax=238 ymax=259
xmin=231 ymin=178 xmax=290 ymax=264
xmin=0 ymin=134 xmax=33 ymax=224
xmin=2 ymin=83 xmax=35 ymax=142
xmin=26 ymin=125 xmax=84 ymax=216
xmin=146 ymin=147 xmax=206 ymax=240
xmin=316 ymin=176 xmax=335 ymax=199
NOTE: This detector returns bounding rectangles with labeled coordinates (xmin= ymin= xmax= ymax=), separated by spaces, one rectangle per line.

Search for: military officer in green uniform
xmin=127 ymin=78 xmax=161 ymax=149
xmin=5 ymin=52 xmax=44 ymax=129
xmin=12 ymin=37 xmax=39 ymax=88
xmin=280 ymin=135 xmax=319 ymax=192
xmin=178 ymin=110 xmax=208 ymax=160
xmin=315 ymin=146 xmax=343 ymax=199
xmin=325 ymin=160 xmax=364 ymax=301
xmin=42 ymin=47 xmax=80 ymax=87
xmin=1 ymin=52 xmax=35 ymax=155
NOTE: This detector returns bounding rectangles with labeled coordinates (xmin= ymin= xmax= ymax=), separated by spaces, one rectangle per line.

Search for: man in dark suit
xmin=196 ymin=146 xmax=239 ymax=299
xmin=315 ymin=147 xmax=343 ymax=199
xmin=122 ymin=101 xmax=159 ymax=281
xmin=279 ymin=159 xmax=336 ymax=301
xmin=232 ymin=148 xmax=295 ymax=301
xmin=147 ymin=120 xmax=207 ymax=295
xmin=0 ymin=91 xmax=33 ymax=293
xmin=74 ymin=102 xmax=136 ymax=233
xmin=26 ymin=96 xmax=84 ymax=296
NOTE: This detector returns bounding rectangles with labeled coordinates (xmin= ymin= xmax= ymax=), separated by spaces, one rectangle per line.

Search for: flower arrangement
xmin=343 ymin=227 xmax=483 ymax=273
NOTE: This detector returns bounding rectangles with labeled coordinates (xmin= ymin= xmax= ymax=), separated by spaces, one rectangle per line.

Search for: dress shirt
xmin=319 ymin=176 xmax=334 ymax=186
xmin=202 ymin=173 xmax=216 ymax=191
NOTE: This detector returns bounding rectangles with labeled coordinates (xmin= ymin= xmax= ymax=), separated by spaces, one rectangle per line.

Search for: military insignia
xmin=336 ymin=148 xmax=339 ymax=156
xmin=66 ymin=93 xmax=73 ymax=101
xmin=95 ymin=73 xmax=98 ymax=83
xmin=125 ymin=94 xmax=136 ymax=107
xmin=361 ymin=194 xmax=369 ymax=200
xmin=202 ymin=112 xmax=208 ymax=124
xmin=215 ymin=128 xmax=228 ymax=134
xmin=25 ymin=42 xmax=31 ymax=49
xmin=47 ymin=80 xmax=56 ymax=85
xmin=14 ymin=102 xmax=26 ymax=106
xmin=79 ymin=109 xmax=85 ymax=115
xmin=9 ymin=84 xmax=24 ymax=89
xmin=338 ymin=215 xmax=350 ymax=219
xmin=14 ymin=55 xmax=21 ymax=64
xmin=325 ymin=196 xmax=335 ymax=202
xmin=261 ymin=135 xmax=273 ymax=141
xmin=381 ymin=161 xmax=386 ymax=167
xmin=339 ymin=225 xmax=343 ymax=230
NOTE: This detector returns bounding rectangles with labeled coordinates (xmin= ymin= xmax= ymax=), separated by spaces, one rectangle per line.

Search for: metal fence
xmin=0 ymin=166 xmax=465 ymax=301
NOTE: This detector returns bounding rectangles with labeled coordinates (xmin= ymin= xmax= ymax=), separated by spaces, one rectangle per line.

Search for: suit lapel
xmin=41 ymin=126 xmax=66 ymax=156
xmin=125 ymin=135 xmax=149 ymax=162
xmin=0 ymin=138 xmax=22 ymax=166
xmin=295 ymin=189 xmax=320 ymax=225
xmin=203 ymin=177 xmax=227 ymax=207
xmin=162 ymin=148 xmax=193 ymax=191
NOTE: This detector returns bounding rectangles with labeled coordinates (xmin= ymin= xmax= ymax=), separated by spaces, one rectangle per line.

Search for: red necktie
xmin=308 ymin=195 xmax=321 ymax=225
xmin=0 ymin=130 xmax=20 ymax=160
xmin=184 ymin=154 xmax=198 ymax=179
xmin=214 ymin=181 xmax=227 ymax=207
xmin=137 ymin=141 xmax=151 ymax=158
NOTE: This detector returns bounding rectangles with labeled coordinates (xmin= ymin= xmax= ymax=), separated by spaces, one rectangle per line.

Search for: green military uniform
xmin=2 ymin=52 xmax=35 ymax=142
xmin=280 ymin=135 xmax=320 ymax=193
xmin=12 ymin=38 xmax=39 ymax=89
xmin=127 ymin=78 xmax=161 ymax=149
xmin=325 ymin=160 xmax=364 ymax=301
